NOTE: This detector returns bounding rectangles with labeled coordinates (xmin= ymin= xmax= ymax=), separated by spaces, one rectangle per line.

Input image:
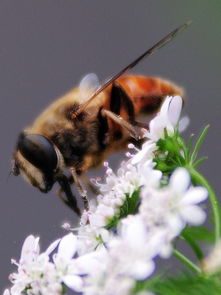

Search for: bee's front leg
xmin=57 ymin=174 xmax=81 ymax=216
xmin=80 ymin=174 xmax=100 ymax=196
xmin=70 ymin=168 xmax=89 ymax=211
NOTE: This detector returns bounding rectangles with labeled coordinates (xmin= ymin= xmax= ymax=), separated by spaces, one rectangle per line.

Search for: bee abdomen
xmin=117 ymin=75 xmax=184 ymax=115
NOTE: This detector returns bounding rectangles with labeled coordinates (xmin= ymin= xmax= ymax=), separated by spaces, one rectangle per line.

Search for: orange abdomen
xmin=117 ymin=75 xmax=183 ymax=115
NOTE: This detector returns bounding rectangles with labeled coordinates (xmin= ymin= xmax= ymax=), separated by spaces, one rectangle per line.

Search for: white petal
xmin=168 ymin=215 xmax=185 ymax=236
xmin=160 ymin=96 xmax=172 ymax=119
xmin=159 ymin=243 xmax=173 ymax=258
xmin=145 ymin=169 xmax=162 ymax=187
xmin=168 ymin=95 xmax=182 ymax=126
xmin=131 ymin=148 xmax=148 ymax=165
xmin=180 ymin=205 xmax=207 ymax=225
xmin=121 ymin=216 xmax=147 ymax=248
xmin=170 ymin=168 xmax=190 ymax=193
xmin=45 ymin=238 xmax=61 ymax=255
xmin=74 ymin=252 xmax=103 ymax=274
xmin=11 ymin=283 xmax=26 ymax=295
xmin=63 ymin=275 xmax=83 ymax=291
xmin=98 ymin=204 xmax=115 ymax=217
xmin=148 ymin=116 xmax=165 ymax=141
xmin=58 ymin=233 xmax=77 ymax=260
xmin=3 ymin=290 xmax=10 ymax=295
xmin=131 ymin=142 xmax=155 ymax=165
xmin=89 ymin=214 xmax=106 ymax=227
xmin=20 ymin=235 xmax=39 ymax=262
xmin=179 ymin=116 xmax=190 ymax=132
xmin=130 ymin=260 xmax=155 ymax=280
xmin=182 ymin=187 xmax=208 ymax=205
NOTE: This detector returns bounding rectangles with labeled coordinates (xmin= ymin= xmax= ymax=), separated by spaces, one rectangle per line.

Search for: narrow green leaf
xmin=186 ymin=133 xmax=195 ymax=162
xmin=146 ymin=274 xmax=221 ymax=295
xmin=193 ymin=156 xmax=208 ymax=168
xmin=181 ymin=233 xmax=204 ymax=260
xmin=190 ymin=125 xmax=209 ymax=164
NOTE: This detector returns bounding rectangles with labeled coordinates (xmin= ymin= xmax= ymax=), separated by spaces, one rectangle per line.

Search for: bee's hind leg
xmin=101 ymin=109 xmax=143 ymax=140
xmin=101 ymin=83 xmax=146 ymax=140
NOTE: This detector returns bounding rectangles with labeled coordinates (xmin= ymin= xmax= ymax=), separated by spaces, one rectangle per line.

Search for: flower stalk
xmin=188 ymin=166 xmax=221 ymax=244
xmin=173 ymin=249 xmax=202 ymax=274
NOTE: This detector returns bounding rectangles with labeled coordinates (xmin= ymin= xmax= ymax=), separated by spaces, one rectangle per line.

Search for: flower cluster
xmin=4 ymin=95 xmax=213 ymax=295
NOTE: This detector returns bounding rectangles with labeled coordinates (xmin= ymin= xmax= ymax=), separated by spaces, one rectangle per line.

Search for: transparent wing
xmin=79 ymin=73 xmax=100 ymax=101
xmin=75 ymin=21 xmax=191 ymax=116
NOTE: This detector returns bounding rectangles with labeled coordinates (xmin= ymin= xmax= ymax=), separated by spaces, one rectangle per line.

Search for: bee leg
xmin=81 ymin=174 xmax=100 ymax=195
xmin=87 ymin=180 xmax=100 ymax=195
xmin=101 ymin=109 xmax=142 ymax=140
xmin=111 ymin=83 xmax=149 ymax=130
xmin=70 ymin=168 xmax=90 ymax=211
xmin=57 ymin=175 xmax=81 ymax=216
xmin=57 ymin=188 xmax=77 ymax=212
xmin=132 ymin=121 xmax=149 ymax=129
xmin=108 ymin=83 xmax=147 ymax=136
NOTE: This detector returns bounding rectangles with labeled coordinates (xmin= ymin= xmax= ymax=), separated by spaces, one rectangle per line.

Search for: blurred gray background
xmin=0 ymin=0 xmax=220 ymax=291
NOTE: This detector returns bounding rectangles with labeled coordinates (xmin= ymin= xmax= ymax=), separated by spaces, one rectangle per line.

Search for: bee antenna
xmin=74 ymin=21 xmax=192 ymax=117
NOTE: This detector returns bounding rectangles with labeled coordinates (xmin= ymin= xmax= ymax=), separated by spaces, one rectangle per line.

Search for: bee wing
xmin=74 ymin=21 xmax=191 ymax=117
xmin=79 ymin=73 xmax=100 ymax=101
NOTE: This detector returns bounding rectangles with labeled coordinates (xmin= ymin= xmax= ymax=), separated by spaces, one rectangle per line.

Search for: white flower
xmin=52 ymin=233 xmax=84 ymax=291
xmin=84 ymin=275 xmax=134 ymax=295
xmin=77 ymin=223 xmax=110 ymax=255
xmin=6 ymin=233 xmax=86 ymax=295
xmin=168 ymin=168 xmax=208 ymax=225
xmin=130 ymin=141 xmax=156 ymax=166
xmin=82 ymin=250 xmax=135 ymax=295
xmin=54 ymin=233 xmax=110 ymax=292
xmin=109 ymin=215 xmax=156 ymax=280
xmin=8 ymin=239 xmax=61 ymax=294
xmin=82 ymin=216 xmax=157 ymax=295
xmin=19 ymin=235 xmax=41 ymax=265
xmin=98 ymin=161 xmax=141 ymax=197
xmin=140 ymin=168 xmax=208 ymax=257
xmin=88 ymin=156 xmax=160 ymax=230
xmin=88 ymin=162 xmax=136 ymax=228
xmin=145 ymin=95 xmax=183 ymax=142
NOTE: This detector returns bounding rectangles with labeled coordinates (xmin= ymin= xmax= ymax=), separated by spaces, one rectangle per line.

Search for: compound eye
xmin=17 ymin=133 xmax=58 ymax=173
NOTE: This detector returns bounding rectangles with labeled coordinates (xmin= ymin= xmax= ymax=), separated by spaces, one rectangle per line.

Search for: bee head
xmin=12 ymin=133 xmax=64 ymax=193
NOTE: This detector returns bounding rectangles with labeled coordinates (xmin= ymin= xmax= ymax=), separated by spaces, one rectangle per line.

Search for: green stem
xmin=181 ymin=233 xmax=204 ymax=260
xmin=173 ymin=249 xmax=202 ymax=274
xmin=188 ymin=167 xmax=220 ymax=244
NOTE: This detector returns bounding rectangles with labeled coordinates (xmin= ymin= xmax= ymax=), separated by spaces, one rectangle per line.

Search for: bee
xmin=12 ymin=22 xmax=190 ymax=215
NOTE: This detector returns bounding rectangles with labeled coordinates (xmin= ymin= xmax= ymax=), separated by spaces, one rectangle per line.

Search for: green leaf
xmin=190 ymin=125 xmax=209 ymax=164
xmin=193 ymin=156 xmax=208 ymax=168
xmin=105 ymin=190 xmax=140 ymax=229
xmin=182 ymin=226 xmax=214 ymax=243
xmin=134 ymin=273 xmax=221 ymax=295
xmin=154 ymin=160 xmax=172 ymax=173
xmin=186 ymin=133 xmax=195 ymax=162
